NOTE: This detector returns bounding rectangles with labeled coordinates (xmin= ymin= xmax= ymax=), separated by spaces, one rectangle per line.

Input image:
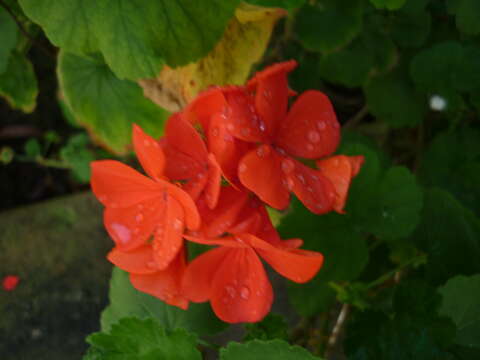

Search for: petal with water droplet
xmin=276 ymin=90 xmax=340 ymax=159
xmin=132 ymin=124 xmax=166 ymax=181
xmin=107 ymin=245 xmax=157 ymax=274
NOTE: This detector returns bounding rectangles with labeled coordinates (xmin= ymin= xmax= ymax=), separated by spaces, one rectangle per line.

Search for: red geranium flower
xmin=182 ymin=186 xmax=323 ymax=323
xmin=91 ymin=125 xmax=200 ymax=270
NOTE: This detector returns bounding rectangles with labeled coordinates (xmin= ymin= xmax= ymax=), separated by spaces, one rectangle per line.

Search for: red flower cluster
xmin=3 ymin=275 xmax=20 ymax=291
xmin=91 ymin=61 xmax=363 ymax=323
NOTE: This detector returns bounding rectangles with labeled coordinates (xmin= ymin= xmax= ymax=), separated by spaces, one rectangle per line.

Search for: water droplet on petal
xmin=226 ymin=123 xmax=235 ymax=132
xmin=147 ymin=261 xmax=157 ymax=269
xmin=137 ymin=204 xmax=144 ymax=210
xmin=173 ymin=218 xmax=182 ymax=230
xmin=135 ymin=213 xmax=144 ymax=223
xmin=308 ymin=131 xmax=320 ymax=143
xmin=315 ymin=203 xmax=323 ymax=210
xmin=143 ymin=139 xmax=150 ymax=147
xmin=317 ymin=121 xmax=326 ymax=130
xmin=256 ymin=145 xmax=270 ymax=158
xmin=110 ymin=202 xmax=119 ymax=208
xmin=306 ymin=144 xmax=314 ymax=151
xmin=241 ymin=128 xmax=251 ymax=136
xmin=133 ymin=227 xmax=140 ymax=235
xmin=259 ymin=121 xmax=266 ymax=132
xmin=239 ymin=163 xmax=247 ymax=173
xmin=333 ymin=121 xmax=340 ymax=129
xmin=281 ymin=159 xmax=295 ymax=174
xmin=111 ymin=223 xmax=131 ymax=244
xmin=99 ymin=195 xmax=107 ymax=202
xmin=240 ymin=286 xmax=250 ymax=300
xmin=211 ymin=127 xmax=219 ymax=137
xmin=333 ymin=159 xmax=339 ymax=167
xmin=225 ymin=285 xmax=236 ymax=298
xmin=297 ymin=174 xmax=306 ymax=184
xmin=307 ymin=186 xmax=314 ymax=193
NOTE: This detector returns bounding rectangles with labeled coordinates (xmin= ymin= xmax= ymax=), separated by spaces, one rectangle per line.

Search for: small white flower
xmin=430 ymin=95 xmax=447 ymax=111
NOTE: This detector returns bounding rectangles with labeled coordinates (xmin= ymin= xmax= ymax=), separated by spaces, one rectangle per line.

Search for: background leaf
xmin=101 ymin=267 xmax=226 ymax=336
xmin=0 ymin=6 xmax=18 ymax=74
xmin=438 ymin=274 xmax=480 ymax=348
xmin=58 ymin=51 xmax=169 ymax=155
xmin=220 ymin=339 xmax=323 ymax=360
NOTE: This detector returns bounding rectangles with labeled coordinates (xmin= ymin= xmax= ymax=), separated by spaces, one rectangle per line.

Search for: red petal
xmin=287 ymin=160 xmax=335 ymax=215
xmin=184 ymin=234 xmax=246 ymax=248
xmin=238 ymin=145 xmax=290 ymax=210
xmin=167 ymin=183 xmax=200 ymax=230
xmin=104 ymin=197 xmax=165 ymax=251
xmin=207 ymin=112 xmax=252 ymax=188
xmin=182 ymin=246 xmax=231 ymax=302
xmin=161 ymin=137 xmax=205 ymax=180
xmin=183 ymin=87 xmax=227 ymax=131
xmin=130 ymin=249 xmax=188 ymax=310
xmin=91 ymin=160 xmax=165 ymax=208
xmin=152 ymin=198 xmax=184 ymax=270
xmin=107 ymin=245 xmax=157 ymax=274
xmin=316 ymin=155 xmax=364 ymax=213
xmin=245 ymin=234 xmax=324 ymax=283
xmin=210 ymin=248 xmax=273 ymax=323
xmin=223 ymin=87 xmax=267 ymax=143
xmin=2 ymin=275 xmax=20 ymax=291
xmin=204 ymin=153 xmax=222 ymax=209
xmin=248 ymin=60 xmax=297 ymax=138
xmin=166 ymin=113 xmax=208 ymax=163
xmin=198 ymin=186 xmax=250 ymax=238
xmin=275 ymin=90 xmax=340 ymax=159
xmin=182 ymin=171 xmax=209 ymax=201
xmin=132 ymin=124 xmax=166 ymax=181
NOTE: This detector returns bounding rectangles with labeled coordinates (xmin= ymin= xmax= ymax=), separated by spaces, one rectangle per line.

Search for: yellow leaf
xmin=139 ymin=3 xmax=286 ymax=112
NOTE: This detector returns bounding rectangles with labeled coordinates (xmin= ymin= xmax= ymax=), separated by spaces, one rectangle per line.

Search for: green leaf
xmin=346 ymin=280 xmax=457 ymax=359
xmin=85 ymin=317 xmax=201 ymax=360
xmin=449 ymin=0 xmax=480 ymax=35
xmin=60 ymin=134 xmax=95 ymax=183
xmin=24 ymin=138 xmax=41 ymax=157
xmin=0 ymin=51 xmax=38 ymax=113
xmin=245 ymin=0 xmax=306 ymax=10
xmin=439 ymin=274 xmax=480 ymax=348
xmin=279 ymin=203 xmax=369 ymax=316
xmin=391 ymin=8 xmax=431 ymax=48
xmin=101 ymin=267 xmax=227 ymax=336
xmin=244 ymin=313 xmax=289 ymax=342
xmin=369 ymin=0 xmax=406 ymax=10
xmin=18 ymin=0 xmax=98 ymax=54
xmin=419 ymin=128 xmax=480 ymax=216
xmin=58 ymin=51 xmax=169 ymax=155
xmin=295 ymin=0 xmax=363 ymax=53
xmin=20 ymin=0 xmax=239 ymax=80
xmin=319 ymin=23 xmax=396 ymax=87
xmin=0 ymin=7 xmax=18 ymax=74
xmin=363 ymin=166 xmax=423 ymax=239
xmin=220 ymin=340 xmax=323 ymax=360
xmin=365 ymin=67 xmax=425 ymax=128
xmin=412 ymin=188 xmax=480 ymax=285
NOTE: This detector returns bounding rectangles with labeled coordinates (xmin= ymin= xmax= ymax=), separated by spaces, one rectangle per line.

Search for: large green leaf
xmin=365 ymin=67 xmax=425 ymax=128
xmin=319 ymin=22 xmax=397 ymax=87
xmin=295 ymin=0 xmax=363 ymax=53
xmin=85 ymin=317 xmax=201 ymax=360
xmin=412 ymin=188 xmax=480 ymax=285
xmin=101 ymin=267 xmax=226 ymax=336
xmin=419 ymin=128 xmax=480 ymax=216
xmin=346 ymin=279 xmax=457 ymax=359
xmin=0 ymin=51 xmax=38 ymax=113
xmin=369 ymin=0 xmax=406 ymax=10
xmin=20 ymin=0 xmax=239 ymax=80
xmin=58 ymin=51 xmax=168 ymax=155
xmin=245 ymin=0 xmax=306 ymax=10
xmin=0 ymin=7 xmax=18 ymax=74
xmin=279 ymin=203 xmax=369 ymax=316
xmin=439 ymin=274 xmax=480 ymax=348
xmin=448 ymin=0 xmax=480 ymax=35
xmin=220 ymin=340 xmax=323 ymax=360
xmin=391 ymin=7 xmax=431 ymax=48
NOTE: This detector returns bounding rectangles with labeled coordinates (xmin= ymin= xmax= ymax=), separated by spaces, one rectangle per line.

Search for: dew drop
xmin=281 ymin=159 xmax=295 ymax=173
xmin=226 ymin=123 xmax=235 ymax=132
xmin=259 ymin=121 xmax=266 ymax=132
xmin=147 ymin=261 xmax=157 ymax=269
xmin=137 ymin=204 xmax=144 ymax=210
xmin=143 ymin=139 xmax=151 ymax=147
xmin=225 ymin=285 xmax=236 ymax=298
xmin=256 ymin=145 xmax=270 ymax=158
xmin=135 ymin=213 xmax=144 ymax=223
xmin=240 ymin=286 xmax=250 ymax=300
xmin=239 ymin=163 xmax=247 ymax=173
xmin=99 ymin=195 xmax=107 ymax=202
xmin=307 ymin=186 xmax=314 ymax=193
xmin=333 ymin=159 xmax=340 ymax=167
xmin=211 ymin=127 xmax=219 ymax=137
xmin=308 ymin=130 xmax=320 ymax=143
xmin=173 ymin=218 xmax=183 ymax=230
xmin=317 ymin=121 xmax=326 ymax=130
xmin=241 ymin=128 xmax=251 ymax=136
xmin=110 ymin=202 xmax=119 ymax=209
xmin=133 ymin=227 xmax=140 ymax=235
xmin=333 ymin=121 xmax=340 ymax=129
xmin=111 ymin=223 xmax=131 ymax=244
xmin=297 ymin=174 xmax=306 ymax=184
xmin=315 ymin=203 xmax=323 ymax=210
xmin=306 ymin=144 xmax=314 ymax=151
